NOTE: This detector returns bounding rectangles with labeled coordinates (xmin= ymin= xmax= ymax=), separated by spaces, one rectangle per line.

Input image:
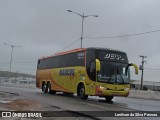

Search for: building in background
xmin=131 ymin=80 xmax=160 ymax=91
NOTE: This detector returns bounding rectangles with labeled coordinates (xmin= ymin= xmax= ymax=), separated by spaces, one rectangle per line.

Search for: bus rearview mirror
xmin=96 ymin=59 xmax=101 ymax=72
xmin=129 ymin=63 xmax=138 ymax=75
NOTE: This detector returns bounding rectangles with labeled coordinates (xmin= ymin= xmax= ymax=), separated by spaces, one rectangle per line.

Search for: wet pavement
xmin=0 ymin=86 xmax=160 ymax=120
xmin=0 ymin=91 xmax=18 ymax=104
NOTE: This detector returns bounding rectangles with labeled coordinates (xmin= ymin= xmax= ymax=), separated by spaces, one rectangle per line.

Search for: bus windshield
xmin=98 ymin=61 xmax=130 ymax=84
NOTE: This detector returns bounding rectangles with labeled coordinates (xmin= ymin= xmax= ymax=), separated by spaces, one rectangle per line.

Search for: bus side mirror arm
xmin=95 ymin=59 xmax=101 ymax=72
xmin=129 ymin=63 xmax=138 ymax=75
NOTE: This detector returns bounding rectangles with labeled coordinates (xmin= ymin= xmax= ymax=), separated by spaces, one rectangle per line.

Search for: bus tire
xmin=47 ymin=83 xmax=56 ymax=94
xmin=78 ymin=84 xmax=88 ymax=100
xmin=42 ymin=83 xmax=47 ymax=93
xmin=47 ymin=83 xmax=51 ymax=94
xmin=105 ymin=96 xmax=114 ymax=102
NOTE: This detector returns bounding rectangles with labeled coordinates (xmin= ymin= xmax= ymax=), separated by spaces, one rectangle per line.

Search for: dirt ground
xmin=2 ymin=99 xmax=42 ymax=111
xmin=0 ymin=91 xmax=90 ymax=120
xmin=0 ymin=91 xmax=53 ymax=120
xmin=0 ymin=91 xmax=42 ymax=111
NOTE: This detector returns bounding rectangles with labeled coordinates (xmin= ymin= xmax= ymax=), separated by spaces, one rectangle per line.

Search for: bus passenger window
xmin=38 ymin=60 xmax=40 ymax=65
xmin=37 ymin=60 xmax=41 ymax=69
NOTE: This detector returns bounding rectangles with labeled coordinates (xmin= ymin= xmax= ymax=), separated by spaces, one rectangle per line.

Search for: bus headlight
xmin=96 ymin=86 xmax=104 ymax=95
xmin=100 ymin=86 xmax=105 ymax=90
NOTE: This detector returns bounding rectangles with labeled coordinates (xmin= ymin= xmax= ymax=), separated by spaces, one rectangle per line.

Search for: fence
xmin=129 ymin=90 xmax=160 ymax=100
xmin=0 ymin=77 xmax=36 ymax=88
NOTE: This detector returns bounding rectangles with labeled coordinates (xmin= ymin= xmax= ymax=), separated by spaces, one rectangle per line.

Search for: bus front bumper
xmin=95 ymin=86 xmax=130 ymax=97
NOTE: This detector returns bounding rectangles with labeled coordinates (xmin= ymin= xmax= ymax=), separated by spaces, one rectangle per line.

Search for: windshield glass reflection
xmin=98 ymin=61 xmax=130 ymax=84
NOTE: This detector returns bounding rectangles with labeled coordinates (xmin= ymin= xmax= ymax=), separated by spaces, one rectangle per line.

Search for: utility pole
xmin=67 ymin=10 xmax=98 ymax=48
xmin=4 ymin=43 xmax=21 ymax=72
xmin=139 ymin=55 xmax=147 ymax=90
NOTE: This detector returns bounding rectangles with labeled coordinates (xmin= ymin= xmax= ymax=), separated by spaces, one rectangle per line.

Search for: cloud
xmin=0 ymin=0 xmax=160 ymax=81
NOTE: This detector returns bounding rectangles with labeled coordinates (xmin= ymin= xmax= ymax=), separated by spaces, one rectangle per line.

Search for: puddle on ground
xmin=0 ymin=100 xmax=12 ymax=103
xmin=0 ymin=91 xmax=18 ymax=104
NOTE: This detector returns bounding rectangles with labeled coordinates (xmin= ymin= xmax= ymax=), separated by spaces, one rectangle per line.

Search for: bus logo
xmin=104 ymin=53 xmax=124 ymax=61
xmin=59 ymin=69 xmax=75 ymax=76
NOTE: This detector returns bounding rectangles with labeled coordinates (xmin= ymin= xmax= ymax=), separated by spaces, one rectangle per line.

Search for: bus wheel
xmin=42 ymin=83 xmax=47 ymax=93
xmin=79 ymin=84 xmax=88 ymax=100
xmin=47 ymin=83 xmax=51 ymax=94
xmin=105 ymin=96 xmax=114 ymax=102
xmin=47 ymin=83 xmax=56 ymax=94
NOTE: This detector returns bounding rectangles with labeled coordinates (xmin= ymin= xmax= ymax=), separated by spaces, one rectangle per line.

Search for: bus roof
xmin=39 ymin=47 xmax=126 ymax=60
xmin=87 ymin=47 xmax=126 ymax=54
xmin=40 ymin=48 xmax=86 ymax=60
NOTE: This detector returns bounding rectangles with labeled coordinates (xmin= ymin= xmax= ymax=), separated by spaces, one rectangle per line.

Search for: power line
xmin=0 ymin=63 xmax=9 ymax=65
xmin=55 ymin=38 xmax=81 ymax=52
xmin=56 ymin=29 xmax=160 ymax=51
xmin=54 ymin=28 xmax=160 ymax=51
xmin=144 ymin=68 xmax=160 ymax=71
xmin=67 ymin=10 xmax=98 ymax=48
xmin=0 ymin=61 xmax=36 ymax=65
xmin=84 ymin=29 xmax=160 ymax=39
xmin=13 ymin=61 xmax=37 ymax=64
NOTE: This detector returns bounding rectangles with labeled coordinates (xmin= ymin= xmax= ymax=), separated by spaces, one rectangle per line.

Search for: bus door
xmin=89 ymin=59 xmax=101 ymax=95
xmin=89 ymin=60 xmax=97 ymax=95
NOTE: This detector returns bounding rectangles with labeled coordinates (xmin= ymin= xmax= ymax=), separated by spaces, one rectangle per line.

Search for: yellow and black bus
xmin=36 ymin=47 xmax=138 ymax=101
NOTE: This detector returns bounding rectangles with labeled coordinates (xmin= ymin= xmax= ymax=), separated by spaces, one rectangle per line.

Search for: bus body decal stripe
xmin=50 ymin=74 xmax=70 ymax=92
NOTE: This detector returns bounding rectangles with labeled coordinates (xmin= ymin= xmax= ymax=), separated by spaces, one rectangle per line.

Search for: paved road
xmin=0 ymin=86 xmax=159 ymax=120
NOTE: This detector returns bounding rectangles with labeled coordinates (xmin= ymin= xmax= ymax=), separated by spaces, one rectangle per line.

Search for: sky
xmin=0 ymin=0 xmax=160 ymax=81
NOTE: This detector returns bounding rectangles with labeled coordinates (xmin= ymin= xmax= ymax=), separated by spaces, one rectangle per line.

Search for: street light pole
xmin=139 ymin=55 xmax=147 ymax=90
xmin=67 ymin=10 xmax=98 ymax=48
xmin=4 ymin=43 xmax=21 ymax=72
xmin=81 ymin=13 xmax=84 ymax=48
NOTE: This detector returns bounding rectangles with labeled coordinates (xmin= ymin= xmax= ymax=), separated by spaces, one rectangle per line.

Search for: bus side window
xmin=37 ymin=60 xmax=41 ymax=69
xmin=90 ymin=61 xmax=96 ymax=81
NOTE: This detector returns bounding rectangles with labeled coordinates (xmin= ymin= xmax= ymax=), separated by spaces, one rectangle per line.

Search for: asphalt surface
xmin=0 ymin=86 xmax=160 ymax=120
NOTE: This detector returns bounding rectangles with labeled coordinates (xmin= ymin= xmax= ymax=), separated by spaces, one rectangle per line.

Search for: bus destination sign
xmin=104 ymin=53 xmax=125 ymax=61
xmin=97 ymin=51 xmax=128 ymax=63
